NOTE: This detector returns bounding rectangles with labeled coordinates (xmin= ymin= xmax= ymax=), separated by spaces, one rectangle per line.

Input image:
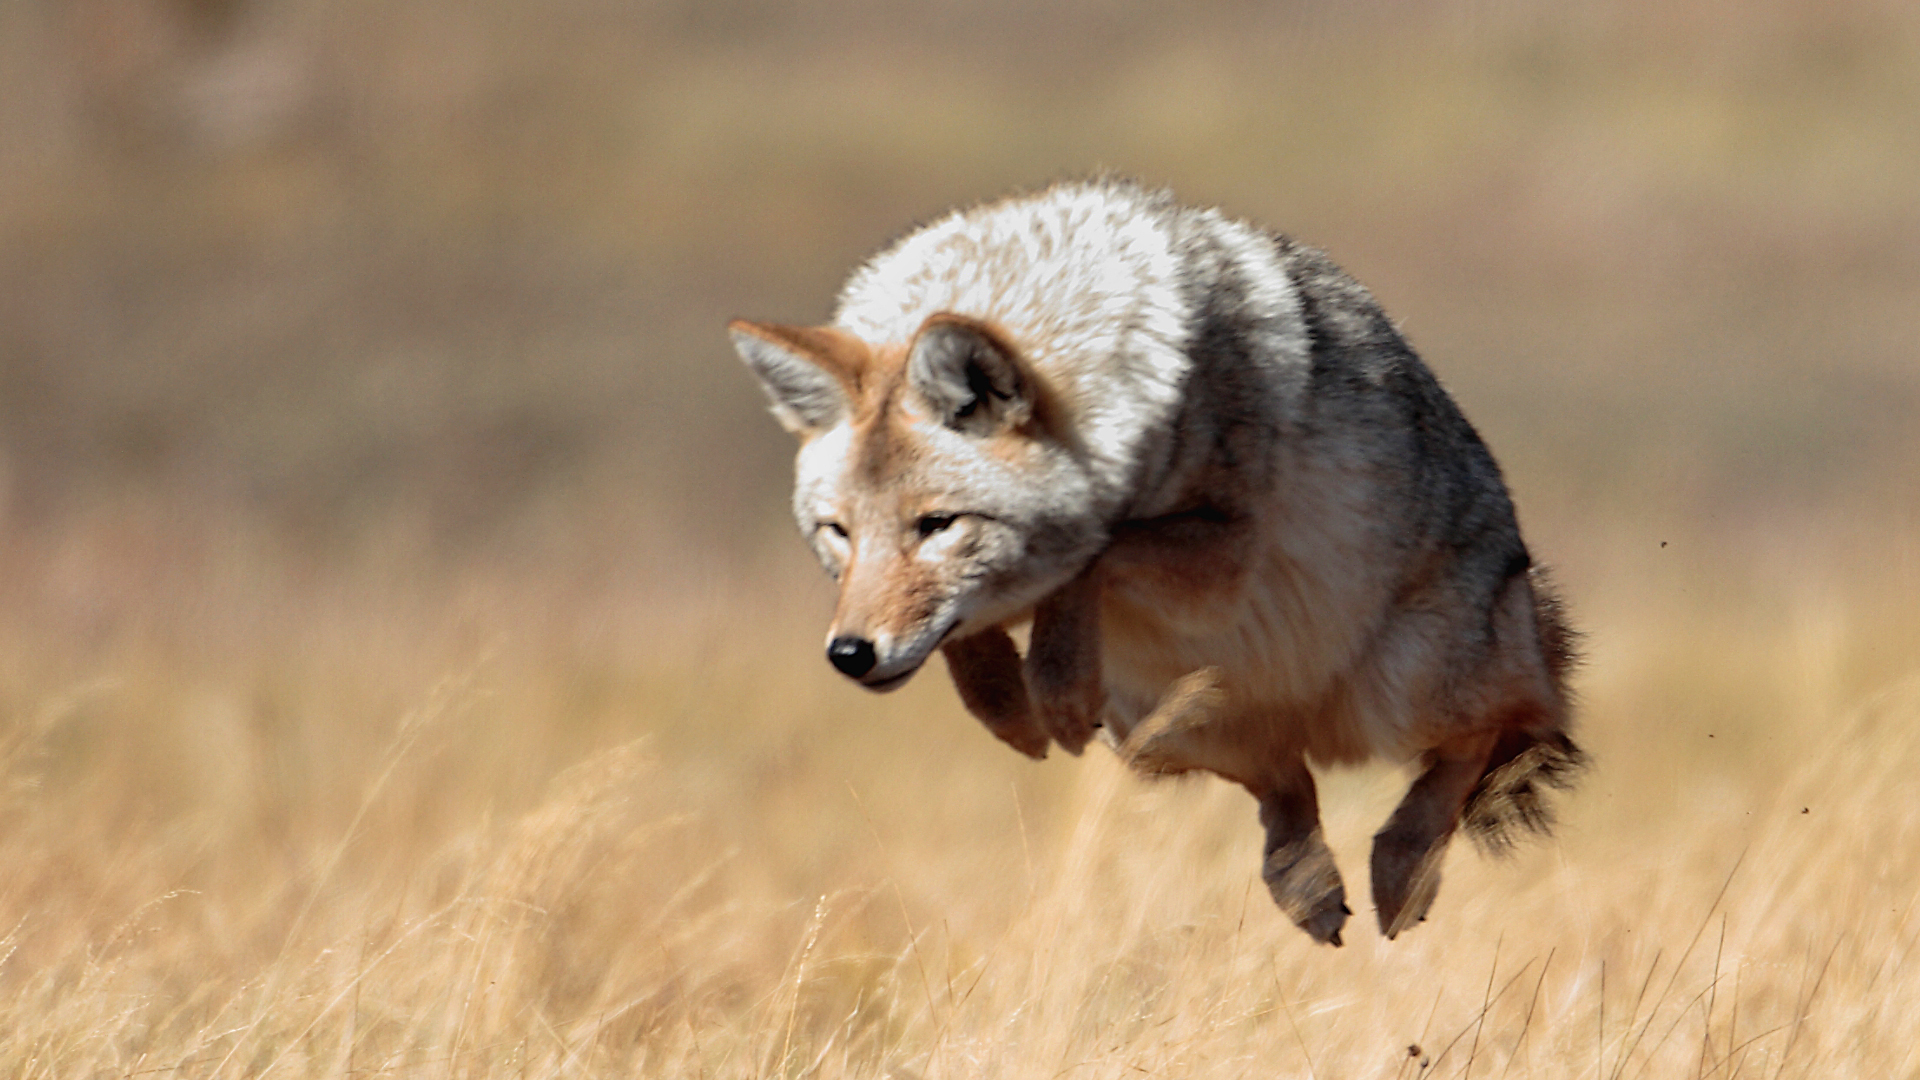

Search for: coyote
xmin=730 ymin=180 xmax=1582 ymax=945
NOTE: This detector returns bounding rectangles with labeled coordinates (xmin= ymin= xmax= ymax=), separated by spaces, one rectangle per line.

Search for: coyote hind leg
xmin=1371 ymin=731 xmax=1498 ymax=939
xmin=1255 ymin=760 xmax=1350 ymax=947
xmin=1119 ymin=683 xmax=1347 ymax=945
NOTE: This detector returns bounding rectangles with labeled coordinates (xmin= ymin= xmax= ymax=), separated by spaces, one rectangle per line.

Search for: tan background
xmin=2 ymin=1 xmax=1916 ymax=1074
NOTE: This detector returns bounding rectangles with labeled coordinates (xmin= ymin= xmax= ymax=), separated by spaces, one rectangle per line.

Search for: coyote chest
xmin=1098 ymin=549 xmax=1383 ymax=765
xmin=731 ymin=179 xmax=1583 ymax=945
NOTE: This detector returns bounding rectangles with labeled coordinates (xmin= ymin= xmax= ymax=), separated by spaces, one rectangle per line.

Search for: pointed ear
xmin=728 ymin=320 xmax=856 ymax=436
xmin=906 ymin=314 xmax=1032 ymax=435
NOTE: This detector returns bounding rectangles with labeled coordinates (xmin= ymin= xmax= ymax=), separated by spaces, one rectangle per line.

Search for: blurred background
xmin=5 ymin=0 xmax=1915 ymax=797
xmin=5 ymin=0 xmax=1915 ymax=561
xmin=1 ymin=0 xmax=1917 ymax=1072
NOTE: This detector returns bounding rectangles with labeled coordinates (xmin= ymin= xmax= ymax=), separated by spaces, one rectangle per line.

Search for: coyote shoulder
xmin=730 ymin=179 xmax=1582 ymax=944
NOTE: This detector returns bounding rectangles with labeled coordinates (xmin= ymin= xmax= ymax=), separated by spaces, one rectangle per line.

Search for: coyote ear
xmin=729 ymin=320 xmax=853 ymax=436
xmin=907 ymin=315 xmax=1032 ymax=435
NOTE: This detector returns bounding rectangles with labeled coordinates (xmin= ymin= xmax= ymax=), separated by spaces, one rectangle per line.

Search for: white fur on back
xmin=834 ymin=183 xmax=1192 ymax=512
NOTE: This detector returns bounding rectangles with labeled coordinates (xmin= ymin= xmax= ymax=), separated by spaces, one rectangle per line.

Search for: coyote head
xmin=731 ymin=314 xmax=1104 ymax=691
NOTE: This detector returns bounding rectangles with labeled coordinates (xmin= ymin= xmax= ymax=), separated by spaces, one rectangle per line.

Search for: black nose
xmin=827 ymin=636 xmax=877 ymax=679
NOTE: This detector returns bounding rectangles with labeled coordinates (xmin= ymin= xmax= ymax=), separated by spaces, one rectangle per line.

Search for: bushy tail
xmin=1461 ymin=728 xmax=1588 ymax=852
xmin=1462 ymin=566 xmax=1587 ymax=852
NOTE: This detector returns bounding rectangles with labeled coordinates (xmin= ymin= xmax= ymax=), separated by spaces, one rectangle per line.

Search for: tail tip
xmin=1462 ymin=729 xmax=1589 ymax=853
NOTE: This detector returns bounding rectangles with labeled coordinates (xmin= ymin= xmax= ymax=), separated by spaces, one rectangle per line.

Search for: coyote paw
xmin=984 ymin=716 xmax=1051 ymax=760
xmin=1371 ymin=830 xmax=1449 ymax=940
xmin=1031 ymin=674 xmax=1103 ymax=756
xmin=940 ymin=630 xmax=1049 ymax=760
xmin=1264 ymin=833 xmax=1349 ymax=947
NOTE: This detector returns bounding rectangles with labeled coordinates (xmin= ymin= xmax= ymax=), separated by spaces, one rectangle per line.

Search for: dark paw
xmin=1263 ymin=836 xmax=1348 ymax=946
xmin=1372 ymin=832 xmax=1448 ymax=940
xmin=1033 ymin=685 xmax=1103 ymax=756
xmin=1299 ymin=903 xmax=1348 ymax=948
xmin=987 ymin=720 xmax=1050 ymax=760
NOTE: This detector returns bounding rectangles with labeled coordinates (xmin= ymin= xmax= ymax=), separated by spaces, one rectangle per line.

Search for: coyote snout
xmin=733 ymin=179 xmax=1584 ymax=944
xmin=824 ymin=633 xmax=922 ymax=691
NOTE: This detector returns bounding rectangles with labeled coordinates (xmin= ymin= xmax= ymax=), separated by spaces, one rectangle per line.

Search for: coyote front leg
xmin=942 ymin=629 xmax=1051 ymax=760
xmin=1025 ymin=507 xmax=1255 ymax=755
xmin=1371 ymin=730 xmax=1499 ymax=938
xmin=1024 ymin=569 xmax=1106 ymax=754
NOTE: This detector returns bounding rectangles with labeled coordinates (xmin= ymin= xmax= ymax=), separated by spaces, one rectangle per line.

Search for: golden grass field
xmin=7 ymin=505 xmax=1918 ymax=1077
xmin=2 ymin=1 xmax=1918 ymax=1076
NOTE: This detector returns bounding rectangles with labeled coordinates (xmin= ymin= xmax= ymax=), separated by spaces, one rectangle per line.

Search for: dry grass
xmin=1 ymin=499 xmax=1917 ymax=1078
xmin=2 ymin=0 xmax=1918 ymax=1075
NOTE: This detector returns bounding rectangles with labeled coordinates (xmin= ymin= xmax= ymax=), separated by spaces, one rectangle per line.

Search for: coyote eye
xmin=821 ymin=522 xmax=848 ymax=539
xmin=916 ymin=513 xmax=959 ymax=537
